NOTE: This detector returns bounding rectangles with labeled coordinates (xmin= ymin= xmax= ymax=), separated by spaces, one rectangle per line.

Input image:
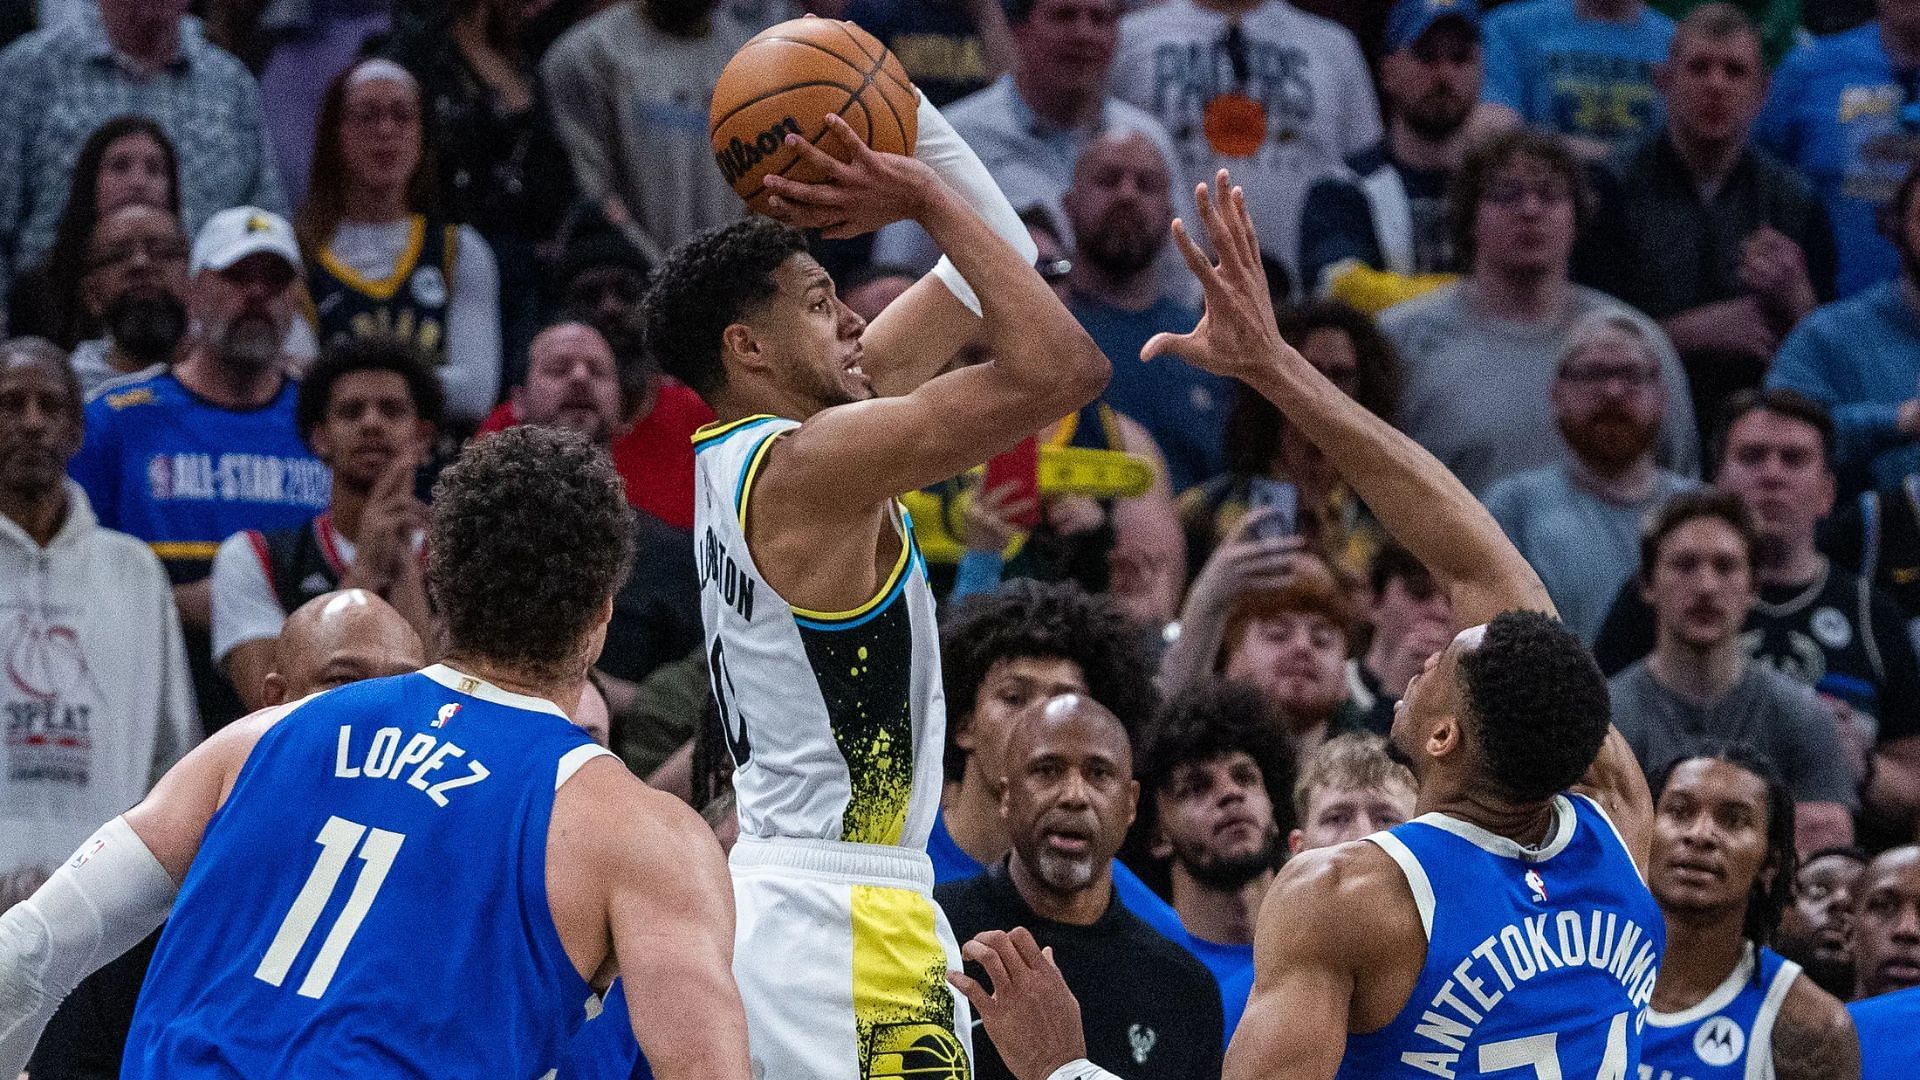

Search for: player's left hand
xmin=948 ymin=928 xmax=1087 ymax=1080
xmin=762 ymin=114 xmax=941 ymax=239
xmin=1141 ymin=171 xmax=1294 ymax=385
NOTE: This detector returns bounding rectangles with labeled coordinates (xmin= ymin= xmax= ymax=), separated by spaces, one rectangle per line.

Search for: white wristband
xmin=913 ymin=88 xmax=1038 ymax=316
xmin=1045 ymin=1059 xmax=1117 ymax=1080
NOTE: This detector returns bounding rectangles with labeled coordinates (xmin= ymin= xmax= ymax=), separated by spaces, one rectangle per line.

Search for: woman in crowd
xmin=8 ymin=116 xmax=179 ymax=348
xmin=384 ymin=0 xmax=575 ymax=383
xmin=1179 ymin=300 xmax=1403 ymax=582
xmin=297 ymin=57 xmax=501 ymax=426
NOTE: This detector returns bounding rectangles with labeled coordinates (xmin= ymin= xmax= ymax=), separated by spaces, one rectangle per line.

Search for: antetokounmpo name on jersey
xmin=1402 ymin=910 xmax=1660 ymax=1078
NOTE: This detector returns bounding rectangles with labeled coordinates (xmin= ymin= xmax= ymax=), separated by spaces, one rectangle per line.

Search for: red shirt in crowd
xmin=476 ymin=380 xmax=713 ymax=530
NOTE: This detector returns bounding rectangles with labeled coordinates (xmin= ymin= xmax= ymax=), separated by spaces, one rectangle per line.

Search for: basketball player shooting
xmin=0 ymin=429 xmax=751 ymax=1079
xmin=1150 ymin=173 xmax=1664 ymax=1080
xmin=642 ymin=75 xmax=1109 ymax=1080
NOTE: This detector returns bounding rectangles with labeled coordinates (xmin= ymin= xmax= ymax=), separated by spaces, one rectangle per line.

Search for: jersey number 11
xmin=253 ymin=816 xmax=406 ymax=999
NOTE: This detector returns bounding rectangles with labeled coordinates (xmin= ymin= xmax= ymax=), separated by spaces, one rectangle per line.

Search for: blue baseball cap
xmin=1385 ymin=0 xmax=1481 ymax=52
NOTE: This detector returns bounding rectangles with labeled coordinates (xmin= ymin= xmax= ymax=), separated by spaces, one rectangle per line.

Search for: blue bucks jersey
xmin=126 ymin=666 xmax=609 ymax=1079
xmin=1642 ymin=945 xmax=1799 ymax=1080
xmin=1338 ymin=794 xmax=1666 ymax=1080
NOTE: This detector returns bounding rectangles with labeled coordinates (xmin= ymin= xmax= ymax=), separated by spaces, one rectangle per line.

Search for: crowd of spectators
xmin=8 ymin=0 xmax=1920 ymax=1074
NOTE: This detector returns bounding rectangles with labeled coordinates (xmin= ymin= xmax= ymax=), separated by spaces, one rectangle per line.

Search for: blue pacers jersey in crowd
xmin=1337 ymin=794 xmax=1666 ymax=1080
xmin=125 ymin=665 xmax=609 ymax=1078
xmin=1641 ymin=944 xmax=1799 ymax=1080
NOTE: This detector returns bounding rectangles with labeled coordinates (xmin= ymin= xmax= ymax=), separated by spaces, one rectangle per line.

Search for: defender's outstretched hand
xmin=1141 ymin=170 xmax=1289 ymax=383
xmin=762 ymin=114 xmax=942 ymax=239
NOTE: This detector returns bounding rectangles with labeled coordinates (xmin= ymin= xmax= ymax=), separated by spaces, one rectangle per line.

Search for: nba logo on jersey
xmin=432 ymin=703 xmax=460 ymax=728
xmin=1525 ymin=869 xmax=1548 ymax=903
xmin=1692 ymin=1016 xmax=1744 ymax=1065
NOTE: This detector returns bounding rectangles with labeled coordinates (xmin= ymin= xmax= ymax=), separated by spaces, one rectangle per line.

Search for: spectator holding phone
xmin=1482 ymin=310 xmax=1697 ymax=645
xmin=1178 ymin=301 xmax=1399 ymax=582
xmin=1159 ymin=531 xmax=1370 ymax=753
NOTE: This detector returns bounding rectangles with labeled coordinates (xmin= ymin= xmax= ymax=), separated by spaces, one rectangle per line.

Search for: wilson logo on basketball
xmin=715 ymin=117 xmax=803 ymax=185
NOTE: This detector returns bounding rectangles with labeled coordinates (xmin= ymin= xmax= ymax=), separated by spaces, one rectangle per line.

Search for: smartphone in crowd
xmin=1245 ymin=476 xmax=1298 ymax=541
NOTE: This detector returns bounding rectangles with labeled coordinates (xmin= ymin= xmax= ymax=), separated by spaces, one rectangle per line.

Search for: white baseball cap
xmin=190 ymin=206 xmax=301 ymax=275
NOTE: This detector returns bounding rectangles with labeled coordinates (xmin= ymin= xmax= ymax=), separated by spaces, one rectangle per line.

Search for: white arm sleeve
xmin=0 ymin=816 xmax=177 ymax=1076
xmin=913 ymin=89 xmax=1038 ymax=316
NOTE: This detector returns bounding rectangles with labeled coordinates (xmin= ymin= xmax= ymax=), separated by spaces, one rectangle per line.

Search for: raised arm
xmin=1144 ymin=173 xmax=1549 ymax=629
xmin=756 ymin=116 xmax=1109 ymax=507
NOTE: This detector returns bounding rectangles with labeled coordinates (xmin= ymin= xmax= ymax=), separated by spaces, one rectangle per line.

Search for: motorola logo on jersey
xmin=1692 ymin=1016 xmax=1744 ymax=1066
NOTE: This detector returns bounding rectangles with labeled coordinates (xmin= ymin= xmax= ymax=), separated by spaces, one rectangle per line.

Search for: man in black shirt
xmin=936 ymin=694 xmax=1222 ymax=1080
xmin=1592 ymin=390 xmax=1920 ymax=833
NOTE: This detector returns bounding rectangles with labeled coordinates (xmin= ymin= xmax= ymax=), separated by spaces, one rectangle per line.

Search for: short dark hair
xmin=639 ymin=217 xmax=810 ymax=399
xmin=1222 ymin=300 xmax=1403 ymax=474
xmin=295 ymin=335 xmax=446 ymax=445
xmin=1652 ymin=742 xmax=1797 ymax=951
xmin=1368 ymin=541 xmax=1434 ymax=599
xmin=1671 ymin=2 xmax=1761 ymax=55
xmin=1136 ymin=678 xmax=1298 ymax=838
xmin=939 ymin=580 xmax=1159 ymax=782
xmin=1638 ymin=489 xmax=1758 ymax=586
xmin=0 ymin=337 xmax=81 ymax=411
xmin=1448 ymin=130 xmax=1591 ymax=270
xmin=1455 ymin=610 xmax=1611 ymax=802
xmin=1005 ymin=0 xmax=1115 ymax=25
xmin=428 ymin=427 xmax=635 ymax=683
xmin=1710 ymin=387 xmax=1836 ymax=474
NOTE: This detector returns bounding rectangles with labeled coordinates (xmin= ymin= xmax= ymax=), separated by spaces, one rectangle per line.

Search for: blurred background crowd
xmin=7 ymin=0 xmax=1920 ymax=1074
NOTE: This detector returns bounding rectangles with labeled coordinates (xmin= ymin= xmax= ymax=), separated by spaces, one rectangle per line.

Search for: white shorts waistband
xmin=729 ymin=834 xmax=934 ymax=892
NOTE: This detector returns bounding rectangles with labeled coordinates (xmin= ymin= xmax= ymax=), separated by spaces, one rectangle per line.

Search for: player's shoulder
xmin=1773 ymin=969 xmax=1860 ymax=1080
xmin=553 ymin=754 xmax=714 ymax=866
xmin=1259 ymin=839 xmax=1420 ymax=947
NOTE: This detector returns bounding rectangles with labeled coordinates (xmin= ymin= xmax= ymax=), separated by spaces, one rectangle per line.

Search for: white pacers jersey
xmin=692 ymin=414 xmax=946 ymax=849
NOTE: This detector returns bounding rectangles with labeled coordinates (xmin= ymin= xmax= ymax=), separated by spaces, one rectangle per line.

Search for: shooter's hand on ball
xmin=762 ymin=113 xmax=941 ymax=239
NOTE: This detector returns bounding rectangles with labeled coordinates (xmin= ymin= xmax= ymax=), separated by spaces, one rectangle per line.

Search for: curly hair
xmin=1652 ymin=742 xmax=1798 ymax=953
xmin=1135 ymin=678 xmax=1298 ymax=840
xmin=640 ymin=217 xmax=811 ymax=400
xmin=939 ymin=580 xmax=1158 ymax=782
xmin=429 ymin=427 xmax=635 ymax=682
xmin=295 ymin=334 xmax=446 ymax=445
xmin=1455 ymin=610 xmax=1611 ymax=803
xmin=1447 ymin=129 xmax=1591 ymax=271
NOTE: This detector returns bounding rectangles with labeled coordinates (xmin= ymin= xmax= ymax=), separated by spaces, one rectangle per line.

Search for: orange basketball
xmin=709 ymin=18 xmax=919 ymax=216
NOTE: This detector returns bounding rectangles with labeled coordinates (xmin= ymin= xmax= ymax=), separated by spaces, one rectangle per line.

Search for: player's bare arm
xmin=1770 ymin=975 xmax=1860 ymax=1080
xmin=759 ymin=116 xmax=1108 ymax=499
xmin=122 ymin=704 xmax=289 ymax=882
xmin=1145 ymin=173 xmax=1549 ymax=631
xmin=1225 ymin=843 xmax=1424 ymax=1080
xmin=1157 ymin=171 xmax=1650 ymax=852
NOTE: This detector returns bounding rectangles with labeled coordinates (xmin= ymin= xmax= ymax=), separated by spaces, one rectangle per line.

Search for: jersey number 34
xmin=1477 ymin=1013 xmax=1630 ymax=1080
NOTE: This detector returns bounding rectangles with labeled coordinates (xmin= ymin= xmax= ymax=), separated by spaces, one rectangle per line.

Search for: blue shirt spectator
xmin=1767 ymin=280 xmax=1920 ymax=490
xmin=0 ymin=2 xmax=285 ymax=312
xmin=1071 ymin=293 xmax=1230 ymax=493
xmin=1481 ymin=0 xmax=1676 ymax=155
xmin=1756 ymin=22 xmax=1920 ymax=296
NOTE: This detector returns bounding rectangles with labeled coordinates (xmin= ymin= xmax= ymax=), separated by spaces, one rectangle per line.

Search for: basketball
xmin=709 ymin=18 xmax=919 ymax=216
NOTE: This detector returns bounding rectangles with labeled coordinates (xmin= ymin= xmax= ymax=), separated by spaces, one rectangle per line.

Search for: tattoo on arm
xmin=1771 ymin=989 xmax=1861 ymax=1080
